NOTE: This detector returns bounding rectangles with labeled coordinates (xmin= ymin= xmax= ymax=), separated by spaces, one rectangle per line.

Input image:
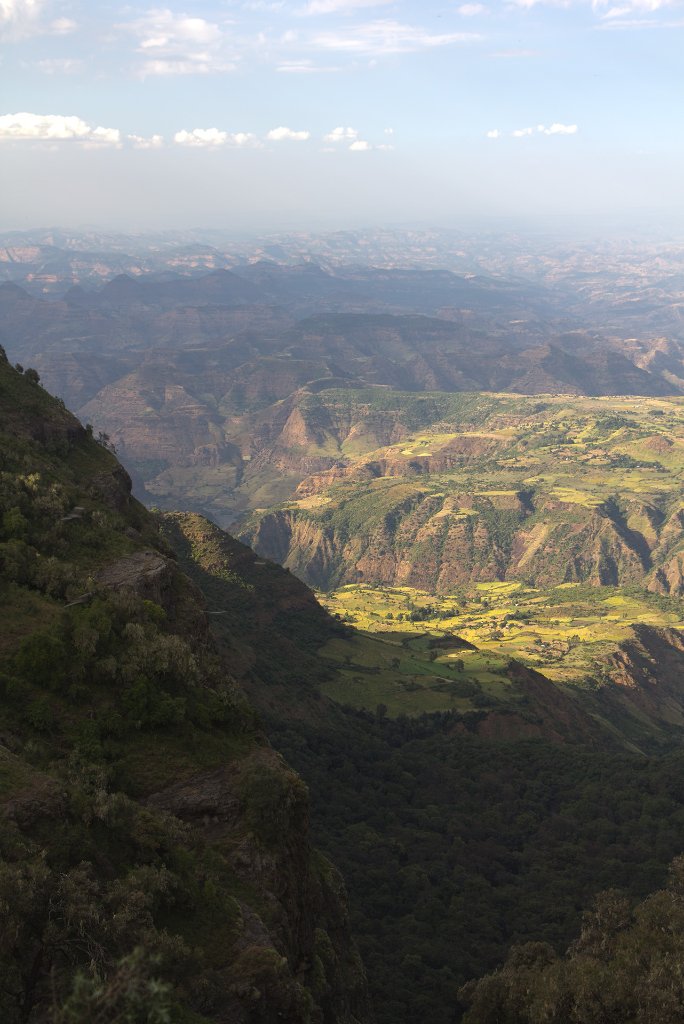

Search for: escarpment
xmin=0 ymin=349 xmax=372 ymax=1024
xmin=240 ymin=489 xmax=681 ymax=595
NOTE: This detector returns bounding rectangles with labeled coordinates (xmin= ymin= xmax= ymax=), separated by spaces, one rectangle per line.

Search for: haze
xmin=1 ymin=0 xmax=683 ymax=232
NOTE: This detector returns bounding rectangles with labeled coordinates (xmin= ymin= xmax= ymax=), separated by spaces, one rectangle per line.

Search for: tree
xmin=52 ymin=949 xmax=173 ymax=1024
xmin=459 ymin=857 xmax=684 ymax=1024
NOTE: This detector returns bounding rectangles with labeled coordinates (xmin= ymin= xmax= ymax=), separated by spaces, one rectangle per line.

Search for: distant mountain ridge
xmin=3 ymin=268 xmax=684 ymax=534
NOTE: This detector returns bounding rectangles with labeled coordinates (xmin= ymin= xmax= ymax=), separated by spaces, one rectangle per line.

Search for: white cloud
xmin=301 ymin=0 xmax=393 ymax=13
xmin=174 ymin=128 xmax=229 ymax=146
xmin=243 ymin=1 xmax=285 ymax=8
xmin=128 ymin=133 xmax=164 ymax=149
xmin=276 ymin=59 xmax=341 ymax=71
xmin=83 ymin=126 xmax=122 ymax=149
xmin=34 ymin=57 xmax=83 ymax=73
xmin=312 ymin=19 xmax=481 ymax=55
xmin=135 ymin=10 xmax=223 ymax=49
xmin=594 ymin=0 xmax=670 ymax=9
xmin=0 ymin=111 xmax=121 ymax=145
xmin=174 ymin=127 xmax=258 ymax=147
xmin=593 ymin=0 xmax=673 ymax=17
xmin=138 ymin=57 xmax=237 ymax=74
xmin=50 ymin=16 xmax=75 ymax=33
xmin=267 ymin=125 xmax=311 ymax=140
xmin=507 ymin=122 xmax=578 ymax=137
xmin=537 ymin=122 xmax=578 ymax=134
xmin=0 ymin=0 xmax=42 ymax=38
xmin=486 ymin=128 xmax=500 ymax=138
xmin=457 ymin=3 xmax=486 ymax=14
xmin=324 ymin=125 xmax=359 ymax=142
xmin=321 ymin=129 xmax=390 ymax=151
xmin=0 ymin=2 xmax=78 ymax=39
xmin=121 ymin=8 xmax=237 ymax=76
xmin=513 ymin=0 xmax=673 ymax=13
xmin=228 ymin=131 xmax=259 ymax=147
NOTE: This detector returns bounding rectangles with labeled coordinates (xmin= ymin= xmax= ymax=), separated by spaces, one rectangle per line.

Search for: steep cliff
xmin=0 ymin=349 xmax=371 ymax=1024
xmin=241 ymin=490 xmax=669 ymax=594
xmin=236 ymin=390 xmax=684 ymax=596
xmin=594 ymin=624 xmax=684 ymax=743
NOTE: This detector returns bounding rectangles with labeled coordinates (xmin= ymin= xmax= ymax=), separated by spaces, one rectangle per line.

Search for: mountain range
xmin=3 ymin=264 xmax=684 ymax=533
xmin=6 ymin=235 xmax=684 ymax=1023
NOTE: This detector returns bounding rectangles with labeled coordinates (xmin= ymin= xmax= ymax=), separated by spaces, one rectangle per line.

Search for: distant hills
xmin=2 ymin=262 xmax=684 ymax=533
xmin=239 ymin=390 xmax=684 ymax=595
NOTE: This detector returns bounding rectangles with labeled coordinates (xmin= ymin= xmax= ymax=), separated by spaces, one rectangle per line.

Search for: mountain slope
xmin=7 ymin=349 xmax=684 ymax=1024
xmin=2 ymin=274 xmax=683 ymax=530
xmin=239 ymin=390 xmax=684 ymax=594
xmin=0 ymin=348 xmax=371 ymax=1024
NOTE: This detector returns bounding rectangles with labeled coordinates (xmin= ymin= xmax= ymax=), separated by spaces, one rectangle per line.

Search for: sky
xmin=1 ymin=0 xmax=683 ymax=233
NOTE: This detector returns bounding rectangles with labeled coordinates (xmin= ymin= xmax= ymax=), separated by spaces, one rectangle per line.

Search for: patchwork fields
xmin=318 ymin=582 xmax=684 ymax=716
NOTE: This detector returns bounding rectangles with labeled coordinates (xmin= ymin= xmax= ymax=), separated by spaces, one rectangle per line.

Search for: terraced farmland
xmin=241 ymin=392 xmax=684 ymax=598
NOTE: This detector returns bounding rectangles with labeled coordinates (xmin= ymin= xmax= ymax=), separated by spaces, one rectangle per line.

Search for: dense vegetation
xmin=158 ymin=487 xmax=684 ymax=1024
xmin=0 ymin=352 xmax=371 ymax=1024
xmin=460 ymin=856 xmax=684 ymax=1023
xmin=271 ymin=711 xmax=684 ymax=1024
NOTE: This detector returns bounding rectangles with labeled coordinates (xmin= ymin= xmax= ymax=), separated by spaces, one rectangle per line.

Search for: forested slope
xmin=0 ymin=349 xmax=371 ymax=1024
xmin=167 ymin=501 xmax=684 ymax=1024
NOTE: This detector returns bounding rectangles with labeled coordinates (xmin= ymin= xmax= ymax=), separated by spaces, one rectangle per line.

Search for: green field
xmin=318 ymin=627 xmax=516 ymax=716
xmin=318 ymin=581 xmax=684 ymax=715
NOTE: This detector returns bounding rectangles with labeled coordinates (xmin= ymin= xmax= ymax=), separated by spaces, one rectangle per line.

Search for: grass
xmin=317 ymin=580 xmax=684 ymax=715
xmin=318 ymin=629 xmax=515 ymax=716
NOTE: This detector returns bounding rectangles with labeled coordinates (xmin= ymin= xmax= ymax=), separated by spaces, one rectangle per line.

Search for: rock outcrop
xmin=241 ymin=491 xmax=675 ymax=595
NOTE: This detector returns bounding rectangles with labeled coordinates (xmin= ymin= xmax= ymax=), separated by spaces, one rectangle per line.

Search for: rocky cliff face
xmin=241 ymin=490 xmax=682 ymax=595
xmin=0 ymin=349 xmax=372 ymax=1024
xmin=596 ymin=625 xmax=684 ymax=742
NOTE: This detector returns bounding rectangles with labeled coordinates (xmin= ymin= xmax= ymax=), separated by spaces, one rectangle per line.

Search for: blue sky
xmin=1 ymin=0 xmax=682 ymax=232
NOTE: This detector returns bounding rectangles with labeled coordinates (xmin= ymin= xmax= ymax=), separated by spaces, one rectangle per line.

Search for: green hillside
xmin=235 ymin=390 xmax=684 ymax=742
xmin=242 ymin=390 xmax=684 ymax=594
xmin=316 ymin=582 xmax=683 ymax=719
xmin=0 ymin=350 xmax=370 ymax=1024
